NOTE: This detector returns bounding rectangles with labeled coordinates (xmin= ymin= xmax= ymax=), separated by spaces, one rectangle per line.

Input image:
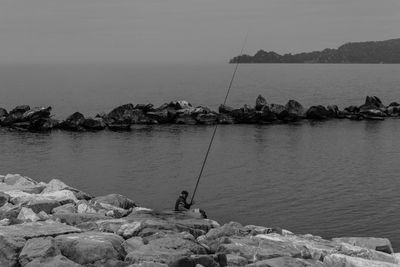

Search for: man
xmin=174 ymin=190 xmax=193 ymax=211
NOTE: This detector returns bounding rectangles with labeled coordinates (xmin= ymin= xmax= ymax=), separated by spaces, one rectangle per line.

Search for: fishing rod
xmin=190 ymin=31 xmax=249 ymax=205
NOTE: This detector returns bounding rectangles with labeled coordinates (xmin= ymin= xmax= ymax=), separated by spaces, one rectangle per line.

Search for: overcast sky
xmin=0 ymin=0 xmax=399 ymax=63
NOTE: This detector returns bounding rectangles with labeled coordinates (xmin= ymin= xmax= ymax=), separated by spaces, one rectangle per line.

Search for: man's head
xmin=181 ymin=190 xmax=189 ymax=199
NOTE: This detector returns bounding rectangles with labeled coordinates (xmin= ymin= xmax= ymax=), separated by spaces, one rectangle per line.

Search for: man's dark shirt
xmin=174 ymin=196 xmax=191 ymax=211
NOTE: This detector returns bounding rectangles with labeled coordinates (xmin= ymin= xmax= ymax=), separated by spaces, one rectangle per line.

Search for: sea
xmin=1 ymin=62 xmax=400 ymax=249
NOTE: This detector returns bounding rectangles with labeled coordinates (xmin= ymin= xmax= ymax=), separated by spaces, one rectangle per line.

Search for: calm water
xmin=1 ymin=63 xmax=400 ymax=249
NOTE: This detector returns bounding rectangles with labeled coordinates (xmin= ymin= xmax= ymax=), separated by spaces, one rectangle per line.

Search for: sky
xmin=0 ymin=0 xmax=399 ymax=63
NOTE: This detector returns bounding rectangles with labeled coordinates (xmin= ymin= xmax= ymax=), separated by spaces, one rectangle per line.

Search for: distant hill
xmin=229 ymin=38 xmax=400 ymax=63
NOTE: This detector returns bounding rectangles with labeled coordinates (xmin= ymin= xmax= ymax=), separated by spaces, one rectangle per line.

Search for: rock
xmin=3 ymin=173 xmax=37 ymax=187
xmin=82 ymin=117 xmax=106 ymax=131
xmin=0 ymin=192 xmax=10 ymax=207
xmin=125 ymin=234 xmax=207 ymax=265
xmin=204 ymin=221 xmax=245 ymax=241
xmin=0 ymin=235 xmax=26 ymax=267
xmin=10 ymin=105 xmax=31 ymax=115
xmin=360 ymin=96 xmax=385 ymax=112
xmin=55 ymin=231 xmax=126 ymax=265
xmin=0 ymin=221 xmax=81 ymax=239
xmin=255 ymin=95 xmax=267 ymax=111
xmin=327 ymin=105 xmax=339 ymax=118
xmin=129 ymin=262 xmax=168 ymax=267
xmin=37 ymin=211 xmax=50 ymax=220
xmin=332 ymin=237 xmax=394 ymax=254
xmin=246 ymin=256 xmax=318 ymax=267
xmin=174 ymin=100 xmax=192 ymax=110
xmin=0 ymin=218 xmax=10 ymax=226
xmin=93 ymin=194 xmax=136 ymax=210
xmin=17 ymin=207 xmax=40 ymax=222
xmin=107 ymin=104 xmax=136 ymax=123
xmin=219 ymin=104 xmax=235 ymax=114
xmin=196 ymin=113 xmax=218 ymax=125
xmin=388 ymin=102 xmax=400 ymax=107
xmin=0 ymin=107 xmax=8 ymax=117
xmin=322 ymin=254 xmax=398 ymax=267
xmin=42 ymin=179 xmax=92 ymax=200
xmin=226 ymin=254 xmax=248 ymax=266
xmin=22 ymin=106 xmax=52 ymax=121
xmin=1 ymin=105 xmax=31 ymax=126
xmin=27 ymin=199 xmax=61 ymax=214
xmin=135 ymin=103 xmax=154 ymax=112
xmin=24 ymin=255 xmax=81 ymax=267
xmin=53 ymin=212 xmax=110 ymax=226
xmin=19 ymin=237 xmax=60 ymax=266
xmin=286 ymin=100 xmax=306 ymax=118
xmin=335 ymin=242 xmax=397 ymax=264
xmin=52 ymin=203 xmax=76 ymax=214
xmin=146 ymin=109 xmax=174 ymax=124
xmin=29 ymin=118 xmax=59 ymax=131
xmin=60 ymin=112 xmax=86 ymax=131
xmin=175 ymin=114 xmax=197 ymax=125
xmin=344 ymin=106 xmax=360 ymax=114
xmin=306 ymin=106 xmax=332 ymax=120
xmin=360 ymin=109 xmax=386 ymax=118
xmin=123 ymin=237 xmax=145 ymax=254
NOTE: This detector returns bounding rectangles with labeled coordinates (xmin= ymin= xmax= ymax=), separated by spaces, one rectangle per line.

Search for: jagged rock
xmin=52 ymin=203 xmax=76 ymax=214
xmin=360 ymin=96 xmax=385 ymax=112
xmin=1 ymin=105 xmax=30 ymax=126
xmin=0 ymin=107 xmax=8 ymax=117
xmin=332 ymin=237 xmax=394 ymax=254
xmin=286 ymin=100 xmax=306 ymax=117
xmin=0 ymin=235 xmax=26 ymax=267
xmin=196 ymin=113 xmax=218 ymax=125
xmin=60 ymin=112 xmax=86 ymax=131
xmin=0 ymin=192 xmax=10 ymax=206
xmin=306 ymin=106 xmax=332 ymax=120
xmin=0 ymin=203 xmax=22 ymax=223
xmin=82 ymin=117 xmax=106 ymax=131
xmin=19 ymin=237 xmax=61 ymax=266
xmin=323 ymin=253 xmax=398 ymax=267
xmin=93 ymin=194 xmax=136 ymax=210
xmin=17 ymin=207 xmax=40 ymax=222
xmin=172 ymin=100 xmax=192 ymax=110
xmin=327 ymin=105 xmax=339 ymax=117
xmin=0 ymin=221 xmax=81 ymax=239
xmin=42 ymin=179 xmax=92 ymax=200
xmin=55 ymin=231 xmax=126 ymax=265
xmin=24 ymin=255 xmax=81 ymax=267
xmin=107 ymin=104 xmax=136 ymax=123
xmin=22 ymin=106 xmax=52 ymax=121
xmin=255 ymin=95 xmax=267 ymax=111
xmin=27 ymin=199 xmax=61 ymax=214
xmin=218 ymin=104 xmax=235 ymax=114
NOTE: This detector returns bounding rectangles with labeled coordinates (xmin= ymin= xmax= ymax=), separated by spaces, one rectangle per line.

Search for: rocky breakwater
xmin=1 ymin=95 xmax=399 ymax=132
xmin=0 ymin=174 xmax=399 ymax=267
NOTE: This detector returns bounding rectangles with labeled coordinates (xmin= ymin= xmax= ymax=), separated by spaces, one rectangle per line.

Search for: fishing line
xmin=190 ymin=31 xmax=249 ymax=204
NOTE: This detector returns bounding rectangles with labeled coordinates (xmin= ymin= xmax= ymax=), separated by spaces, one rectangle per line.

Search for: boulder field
xmin=0 ymin=174 xmax=399 ymax=266
xmin=0 ymin=95 xmax=399 ymax=132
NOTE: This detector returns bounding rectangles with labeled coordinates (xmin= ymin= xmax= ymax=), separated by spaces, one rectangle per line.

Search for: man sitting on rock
xmin=174 ymin=190 xmax=193 ymax=211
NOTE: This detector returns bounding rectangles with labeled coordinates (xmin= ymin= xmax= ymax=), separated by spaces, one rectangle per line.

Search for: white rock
xmin=37 ymin=211 xmax=50 ymax=220
xmin=4 ymin=174 xmax=37 ymax=186
xmin=17 ymin=207 xmax=40 ymax=222
xmin=41 ymin=179 xmax=70 ymax=194
xmin=0 ymin=218 xmax=10 ymax=226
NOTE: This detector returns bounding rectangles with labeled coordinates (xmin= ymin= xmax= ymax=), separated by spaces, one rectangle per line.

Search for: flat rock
xmin=55 ymin=231 xmax=126 ymax=265
xmin=246 ymin=256 xmax=318 ymax=267
xmin=19 ymin=237 xmax=61 ymax=266
xmin=332 ymin=237 xmax=394 ymax=254
xmin=25 ymin=255 xmax=81 ymax=267
xmin=322 ymin=254 xmax=399 ymax=267
xmin=0 ymin=221 xmax=81 ymax=239
xmin=27 ymin=199 xmax=61 ymax=214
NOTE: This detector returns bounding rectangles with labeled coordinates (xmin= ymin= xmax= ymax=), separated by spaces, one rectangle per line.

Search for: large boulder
xmin=24 ymin=255 xmax=81 ymax=267
xmin=360 ymin=96 xmax=385 ymax=111
xmin=41 ymin=179 xmax=92 ymax=200
xmin=218 ymin=104 xmax=235 ymax=114
xmin=323 ymin=254 xmax=398 ymax=267
xmin=286 ymin=100 xmax=306 ymax=118
xmin=1 ymin=105 xmax=30 ymax=126
xmin=82 ymin=117 xmax=106 ymax=131
xmin=17 ymin=207 xmax=40 ymax=222
xmin=22 ymin=107 xmax=52 ymax=121
xmin=28 ymin=118 xmax=59 ymax=131
xmin=332 ymin=237 xmax=394 ymax=254
xmin=306 ymin=106 xmax=332 ymax=120
xmin=93 ymin=194 xmax=136 ymax=210
xmin=60 ymin=112 xmax=86 ymax=131
xmin=55 ymin=231 xmax=126 ymax=265
xmin=107 ymin=104 xmax=136 ymax=123
xmin=0 ymin=235 xmax=26 ymax=267
xmin=19 ymin=237 xmax=61 ymax=266
xmin=0 ymin=221 xmax=81 ymax=239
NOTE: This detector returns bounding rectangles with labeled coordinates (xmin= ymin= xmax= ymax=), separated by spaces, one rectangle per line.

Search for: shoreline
xmin=0 ymin=174 xmax=399 ymax=266
xmin=0 ymin=95 xmax=399 ymax=133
